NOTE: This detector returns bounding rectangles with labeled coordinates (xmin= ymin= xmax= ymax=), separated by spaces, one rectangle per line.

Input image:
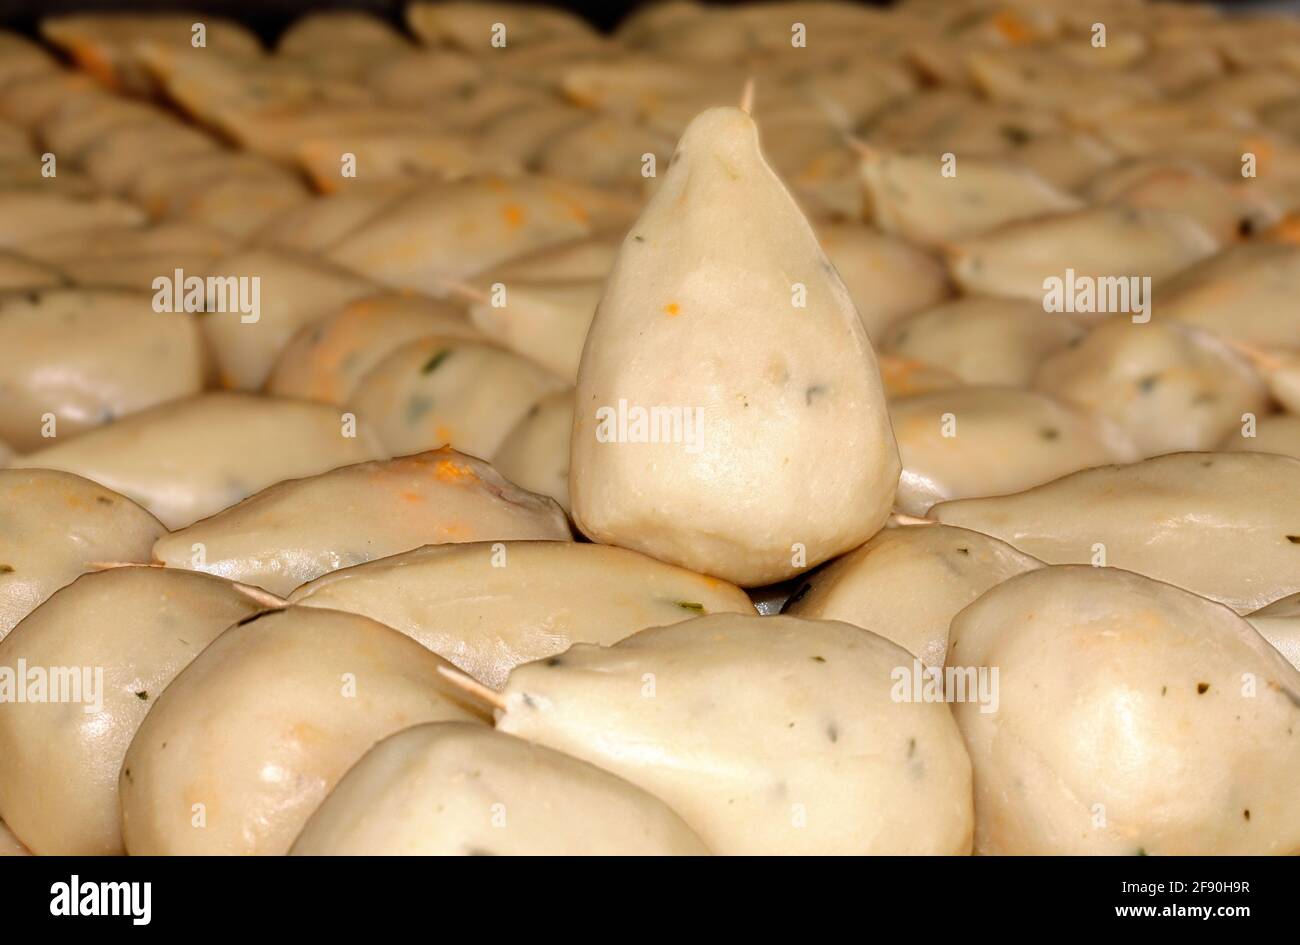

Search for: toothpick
xmin=232 ymin=583 xmax=288 ymax=609
xmin=889 ymin=512 xmax=937 ymax=527
xmin=1223 ymin=338 xmax=1283 ymax=373
xmin=436 ymin=278 xmax=492 ymax=306
xmin=87 ymin=561 xmax=163 ymax=571
xmin=437 ymin=664 xmax=507 ymax=712
xmin=740 ymin=77 xmax=755 ymax=115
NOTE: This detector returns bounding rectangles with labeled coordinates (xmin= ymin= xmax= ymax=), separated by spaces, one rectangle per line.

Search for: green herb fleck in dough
xmin=421 ymin=349 xmax=452 ymax=375
xmin=811 ymin=655 xmax=826 ymax=663
xmin=956 ymin=547 xmax=969 ymax=555
xmin=0 ymin=564 xmax=13 ymax=574
xmin=1287 ymin=535 xmax=1300 ymax=544
xmin=135 ymin=691 xmax=148 ymax=701
xmin=907 ymin=737 xmax=917 ymax=759
xmin=95 ymin=496 xmax=113 ymax=506
xmin=676 ymin=601 xmax=705 ymax=613
xmin=1136 ymin=847 xmax=1148 ymax=856
xmin=1197 ymin=682 xmax=1210 ymax=695
xmin=545 ymin=657 xmax=563 ymax=667
xmin=805 ymin=384 xmax=827 ymax=405
xmin=632 ymin=234 xmax=645 ymax=242
xmin=1040 ymin=427 xmax=1060 ymax=441
xmin=826 ymin=723 xmax=839 ymax=743
xmin=1000 ymin=125 xmax=1031 ymax=146
xmin=406 ymin=393 xmax=434 ymax=423
xmin=1137 ymin=374 xmax=1160 ymax=394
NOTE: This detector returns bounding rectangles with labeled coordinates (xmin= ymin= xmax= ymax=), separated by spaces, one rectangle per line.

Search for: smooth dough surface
xmin=0 ymin=567 xmax=260 ymax=854
xmin=290 ymin=722 xmax=710 ymax=855
xmin=932 ymin=452 xmax=1300 ymax=613
xmin=948 ymin=565 xmax=1300 ymax=855
xmin=154 ymin=449 xmax=571 ymax=597
xmin=498 ymin=613 xmax=973 ymax=855
xmin=0 ymin=469 xmax=165 ymax=640
xmin=10 ymin=392 xmax=384 ymax=528
xmin=785 ymin=524 xmax=1043 ymax=668
xmin=290 ymin=539 xmax=755 ymax=689
xmin=119 ymin=606 xmax=483 ymax=855
xmin=571 ymin=107 xmax=900 ymax=586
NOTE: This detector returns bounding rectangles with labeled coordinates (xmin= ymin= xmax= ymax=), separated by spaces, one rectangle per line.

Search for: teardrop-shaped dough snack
xmin=268 ymin=293 xmax=479 ymax=405
xmin=493 ymin=389 xmax=574 ymax=512
xmin=351 ymin=336 xmax=565 ymax=461
xmin=0 ymin=567 xmax=260 ymax=854
xmin=0 ymin=469 xmax=165 ymax=640
xmin=1160 ymin=243 xmax=1300 ymax=349
xmin=10 ymin=392 xmax=384 ymax=528
xmin=0 ymin=288 xmax=203 ymax=451
xmin=946 ymin=206 xmax=1218 ymax=300
xmin=815 ymin=223 xmax=950 ymax=340
xmin=0 ymin=191 xmax=145 ymax=250
xmin=290 ymin=722 xmax=710 ymax=855
xmin=571 ymin=106 xmax=900 ymax=586
xmin=497 ymin=613 xmax=973 ymax=855
xmin=1034 ymin=319 xmax=1268 ymax=457
xmin=465 ymin=279 xmax=602 ymax=381
xmin=290 ymin=539 xmax=753 ymax=689
xmin=327 ymin=176 xmax=637 ymax=296
xmin=0 ymin=819 xmax=29 ymax=856
xmin=889 ymin=386 xmax=1138 ymax=516
xmin=881 ymin=296 xmax=1084 ymax=387
xmin=932 ymin=452 xmax=1300 ymax=612
xmin=785 ymin=524 xmax=1043 ymax=668
xmin=155 ymin=449 xmax=570 ymax=597
xmin=199 ymin=249 xmax=377 ymax=391
xmin=948 ymin=565 xmax=1300 ymax=855
xmin=119 ymin=606 xmax=483 ymax=855
xmin=860 ymin=148 xmax=1081 ymax=246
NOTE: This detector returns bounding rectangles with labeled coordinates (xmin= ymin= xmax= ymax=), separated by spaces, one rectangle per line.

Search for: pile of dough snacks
xmin=0 ymin=0 xmax=1298 ymax=857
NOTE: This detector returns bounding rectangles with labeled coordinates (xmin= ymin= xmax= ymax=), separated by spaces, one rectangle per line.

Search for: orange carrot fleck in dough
xmin=484 ymin=177 xmax=511 ymax=194
xmin=1267 ymin=213 xmax=1300 ymax=244
xmin=435 ymin=425 xmax=454 ymax=443
xmin=399 ymin=491 xmax=424 ymax=503
xmin=502 ymin=203 xmax=526 ymax=229
xmin=992 ymin=10 xmax=1034 ymax=45
xmin=664 ymin=302 xmax=681 ymax=317
xmin=433 ymin=458 xmax=478 ymax=484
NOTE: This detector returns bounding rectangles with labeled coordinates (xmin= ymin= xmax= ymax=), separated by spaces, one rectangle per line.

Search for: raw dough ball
xmin=785 ymin=524 xmax=1042 ymax=667
xmin=119 ymin=606 xmax=483 ymax=855
xmin=0 ymin=567 xmax=260 ymax=854
xmin=290 ymin=539 xmax=755 ymax=689
xmin=290 ymin=722 xmax=710 ymax=855
xmin=1034 ymin=318 xmax=1268 ymax=458
xmin=154 ymin=449 xmax=571 ymax=597
xmin=498 ymin=613 xmax=973 ymax=855
xmin=0 ymin=469 xmax=164 ymax=640
xmin=9 ymin=392 xmax=384 ymax=528
xmin=948 ymin=565 xmax=1300 ymax=855
xmin=889 ymin=386 xmax=1138 ymax=516
xmin=933 ymin=452 xmax=1300 ymax=613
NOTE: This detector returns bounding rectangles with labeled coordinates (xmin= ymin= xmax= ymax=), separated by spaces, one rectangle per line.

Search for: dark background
xmin=0 ymin=0 xmax=1291 ymax=45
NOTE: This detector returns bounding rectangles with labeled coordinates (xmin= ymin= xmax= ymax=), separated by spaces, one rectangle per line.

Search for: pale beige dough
xmin=268 ymin=293 xmax=480 ymax=405
xmin=351 ymin=336 xmax=565 ymax=461
xmin=1248 ymin=592 xmax=1300 ymax=671
xmin=498 ymin=613 xmax=973 ymax=855
xmin=946 ymin=206 xmax=1218 ymax=300
xmin=571 ymin=107 xmax=900 ymax=586
xmin=465 ymin=279 xmax=602 ymax=381
xmin=290 ymin=539 xmax=755 ymax=689
xmin=1159 ymin=243 xmax=1300 ymax=348
xmin=0 ymin=288 xmax=204 ymax=452
xmin=119 ymin=606 xmax=484 ymax=855
xmin=932 ymin=452 xmax=1300 ymax=613
xmin=155 ymin=449 xmax=570 ymax=597
xmin=948 ymin=565 xmax=1300 ymax=855
xmin=785 ymin=524 xmax=1042 ymax=668
xmin=493 ymin=389 xmax=574 ymax=512
xmin=291 ymin=722 xmax=709 ymax=855
xmin=881 ymin=296 xmax=1084 ymax=387
xmin=888 ymin=386 xmax=1138 ymax=516
xmin=1034 ymin=319 xmax=1268 ymax=458
xmin=0 ymin=469 xmax=165 ymax=640
xmin=860 ymin=148 xmax=1081 ymax=246
xmin=0 ymin=567 xmax=260 ymax=854
xmin=0 ymin=818 xmax=29 ymax=855
xmin=1220 ymin=412 xmax=1300 ymax=461
xmin=10 ymin=392 xmax=383 ymax=529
